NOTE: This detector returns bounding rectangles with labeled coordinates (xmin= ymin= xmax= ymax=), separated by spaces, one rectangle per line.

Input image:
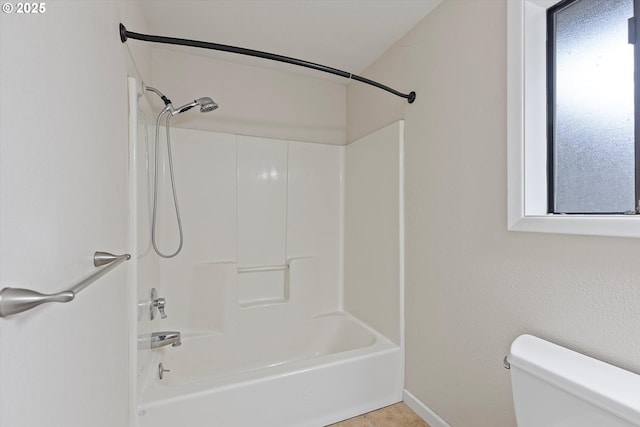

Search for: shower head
xmin=145 ymin=86 xmax=218 ymax=115
xmin=171 ymin=97 xmax=219 ymax=116
xmin=197 ymin=97 xmax=218 ymax=113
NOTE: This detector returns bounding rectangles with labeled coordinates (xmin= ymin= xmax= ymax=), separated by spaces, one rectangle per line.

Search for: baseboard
xmin=403 ymin=389 xmax=451 ymax=427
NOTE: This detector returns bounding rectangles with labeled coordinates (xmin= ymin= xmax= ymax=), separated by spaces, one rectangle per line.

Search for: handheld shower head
xmin=172 ymin=102 xmax=197 ymax=115
xmin=172 ymin=97 xmax=219 ymax=116
xmin=147 ymin=87 xmax=218 ymax=259
xmin=145 ymin=86 xmax=218 ymax=116
xmin=197 ymin=97 xmax=218 ymax=113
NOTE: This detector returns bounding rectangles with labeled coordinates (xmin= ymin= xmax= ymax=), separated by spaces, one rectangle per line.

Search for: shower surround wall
xmin=345 ymin=122 xmax=403 ymax=345
xmin=132 ymin=91 xmax=405 ymax=424
xmin=150 ymin=128 xmax=342 ymax=337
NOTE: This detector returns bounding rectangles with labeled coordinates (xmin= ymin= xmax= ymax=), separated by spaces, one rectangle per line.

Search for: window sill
xmin=508 ymin=215 xmax=640 ymax=238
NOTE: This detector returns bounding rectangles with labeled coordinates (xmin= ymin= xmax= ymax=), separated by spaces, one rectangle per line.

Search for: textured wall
xmin=347 ymin=1 xmax=640 ymax=425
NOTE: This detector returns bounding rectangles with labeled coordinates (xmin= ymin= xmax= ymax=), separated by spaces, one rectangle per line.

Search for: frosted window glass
xmin=553 ymin=0 xmax=635 ymax=213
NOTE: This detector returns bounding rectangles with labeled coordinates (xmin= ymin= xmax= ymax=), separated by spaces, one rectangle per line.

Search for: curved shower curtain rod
xmin=119 ymin=24 xmax=416 ymax=104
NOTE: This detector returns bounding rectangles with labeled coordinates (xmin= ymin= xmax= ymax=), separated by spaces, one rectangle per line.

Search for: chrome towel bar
xmin=0 ymin=251 xmax=130 ymax=317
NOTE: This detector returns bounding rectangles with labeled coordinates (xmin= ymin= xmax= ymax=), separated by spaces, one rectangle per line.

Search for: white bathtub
xmin=137 ymin=312 xmax=402 ymax=427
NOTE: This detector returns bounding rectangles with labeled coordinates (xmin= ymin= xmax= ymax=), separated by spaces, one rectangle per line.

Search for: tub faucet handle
xmin=154 ymin=297 xmax=167 ymax=319
xmin=150 ymin=288 xmax=167 ymax=320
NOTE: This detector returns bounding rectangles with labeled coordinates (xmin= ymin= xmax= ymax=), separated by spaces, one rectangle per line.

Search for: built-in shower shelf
xmin=237 ymin=264 xmax=289 ymax=273
xmin=238 ymin=296 xmax=289 ymax=309
xmin=237 ymin=264 xmax=290 ymax=307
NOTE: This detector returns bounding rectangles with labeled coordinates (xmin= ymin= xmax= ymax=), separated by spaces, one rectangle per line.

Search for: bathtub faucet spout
xmin=151 ymin=331 xmax=181 ymax=349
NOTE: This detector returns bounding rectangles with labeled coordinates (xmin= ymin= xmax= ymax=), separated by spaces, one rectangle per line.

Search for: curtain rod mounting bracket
xmin=120 ymin=23 xmax=128 ymax=43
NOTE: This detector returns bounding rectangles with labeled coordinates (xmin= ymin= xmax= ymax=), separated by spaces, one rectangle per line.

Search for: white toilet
xmin=507 ymin=334 xmax=640 ymax=427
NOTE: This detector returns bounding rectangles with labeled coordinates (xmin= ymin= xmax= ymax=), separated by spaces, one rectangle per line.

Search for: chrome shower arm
xmin=145 ymin=86 xmax=172 ymax=106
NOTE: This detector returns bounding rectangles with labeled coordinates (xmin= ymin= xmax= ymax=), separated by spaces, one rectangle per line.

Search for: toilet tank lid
xmin=508 ymin=335 xmax=640 ymax=426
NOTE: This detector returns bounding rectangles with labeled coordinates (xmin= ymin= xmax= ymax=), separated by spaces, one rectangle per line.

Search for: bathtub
xmin=137 ymin=312 xmax=403 ymax=427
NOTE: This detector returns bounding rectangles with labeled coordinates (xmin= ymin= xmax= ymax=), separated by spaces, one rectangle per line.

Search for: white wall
xmin=347 ymin=1 xmax=640 ymax=426
xmin=0 ymin=2 xmax=150 ymax=426
xmin=150 ymin=48 xmax=347 ymax=145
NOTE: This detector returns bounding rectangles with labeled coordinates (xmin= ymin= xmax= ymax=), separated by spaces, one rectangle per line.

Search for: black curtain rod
xmin=119 ymin=24 xmax=416 ymax=104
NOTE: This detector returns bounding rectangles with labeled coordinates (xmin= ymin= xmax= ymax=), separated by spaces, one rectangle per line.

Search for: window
xmin=508 ymin=0 xmax=640 ymax=237
xmin=547 ymin=0 xmax=637 ymax=214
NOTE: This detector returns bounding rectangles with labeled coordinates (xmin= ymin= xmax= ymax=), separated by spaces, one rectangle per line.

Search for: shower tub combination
xmin=130 ymin=78 xmax=404 ymax=426
xmin=138 ymin=313 xmax=402 ymax=427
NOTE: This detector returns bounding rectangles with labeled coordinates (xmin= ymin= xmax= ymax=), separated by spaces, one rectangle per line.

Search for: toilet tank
xmin=508 ymin=334 xmax=640 ymax=427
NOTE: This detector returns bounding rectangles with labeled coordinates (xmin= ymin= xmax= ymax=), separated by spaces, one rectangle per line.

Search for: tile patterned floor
xmin=327 ymin=403 xmax=431 ymax=427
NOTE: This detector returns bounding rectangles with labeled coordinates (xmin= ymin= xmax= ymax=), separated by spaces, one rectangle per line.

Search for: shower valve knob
xmin=154 ymin=298 xmax=167 ymax=319
xmin=149 ymin=288 xmax=168 ymax=320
